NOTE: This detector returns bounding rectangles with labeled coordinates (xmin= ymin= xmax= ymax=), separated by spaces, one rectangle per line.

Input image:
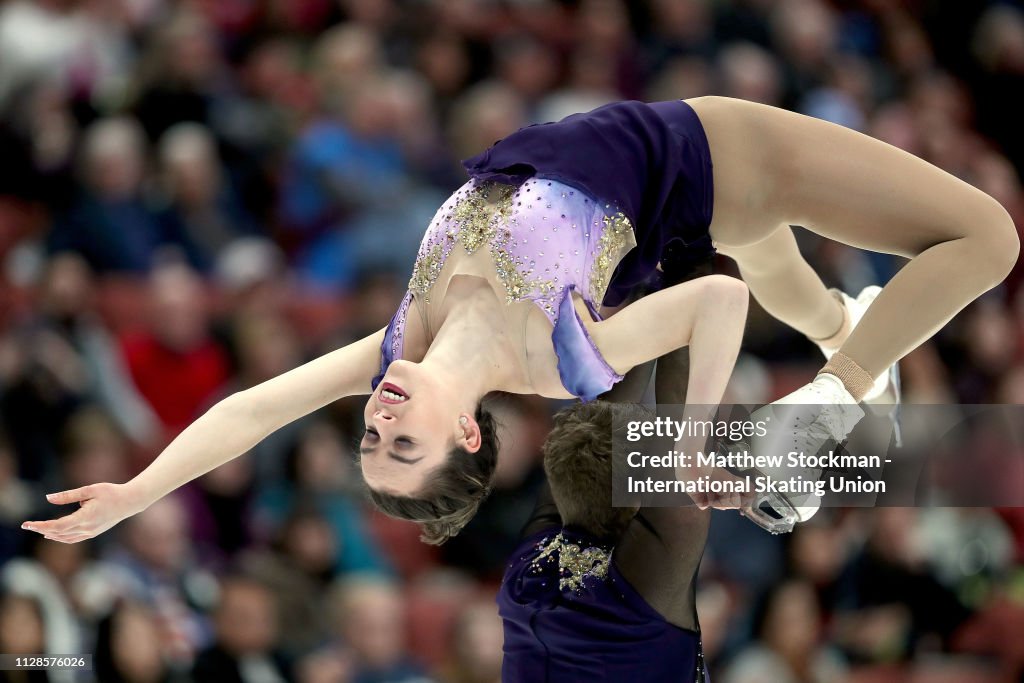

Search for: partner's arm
xmin=596 ymin=273 xmax=750 ymax=508
xmin=593 ymin=273 xmax=747 ymax=407
xmin=23 ymin=328 xmax=386 ymax=543
xmin=614 ymin=342 xmax=712 ymax=632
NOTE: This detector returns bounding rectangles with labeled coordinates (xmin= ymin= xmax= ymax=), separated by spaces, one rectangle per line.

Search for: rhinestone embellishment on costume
xmin=589 ymin=211 xmax=635 ymax=303
xmin=408 ymin=243 xmax=444 ymax=302
xmin=529 ymin=532 xmax=611 ymax=592
xmin=407 ymin=177 xmax=636 ymax=322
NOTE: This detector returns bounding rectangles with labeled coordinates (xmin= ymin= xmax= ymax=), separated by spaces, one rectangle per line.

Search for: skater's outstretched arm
xmin=23 ymin=329 xmax=386 ymax=543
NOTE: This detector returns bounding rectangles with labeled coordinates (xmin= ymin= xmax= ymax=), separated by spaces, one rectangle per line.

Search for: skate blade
xmin=742 ymin=491 xmax=798 ymax=535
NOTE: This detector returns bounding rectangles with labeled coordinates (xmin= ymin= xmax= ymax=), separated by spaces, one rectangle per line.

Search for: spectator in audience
xmin=723 ymin=579 xmax=847 ymax=683
xmin=35 ymin=255 xmax=160 ymax=445
xmin=717 ymin=42 xmax=783 ymax=106
xmin=154 ymin=123 xmax=259 ymax=274
xmin=445 ymin=83 xmax=526 ymax=173
xmin=207 ymin=37 xmax=302 ymax=224
xmin=119 ymin=263 xmax=231 ymax=437
xmin=442 ymin=599 xmax=502 ymax=683
xmin=255 ymin=420 xmax=389 ymax=575
xmin=493 ymin=34 xmax=560 ymax=119
xmin=106 ymin=497 xmax=216 ymax=667
xmin=415 ymin=32 xmax=471 ymax=112
xmin=192 ymin=575 xmax=291 ymax=683
xmin=0 ymin=0 xmax=132 ymax=113
xmin=0 ymin=535 xmax=86 ymax=680
xmin=131 ymin=11 xmax=226 ymax=142
xmin=2 ymin=255 xmax=157 ymax=485
xmin=58 ymin=407 xmax=132 ymax=519
xmin=94 ymin=600 xmax=181 ymax=683
xmin=787 ymin=516 xmax=852 ymax=612
xmin=213 ymin=239 xmax=291 ymax=322
xmin=47 ymin=117 xmax=162 ymax=274
xmin=327 ymin=574 xmax=434 ymax=683
xmin=832 ymin=507 xmax=972 ymax=662
xmin=183 ymin=455 xmax=257 ymax=564
xmin=440 ymin=397 xmax=547 ymax=580
xmin=242 ymin=507 xmax=341 ymax=658
xmin=0 ymin=591 xmax=48 ymax=683
xmin=220 ymin=313 xmax=307 ymax=484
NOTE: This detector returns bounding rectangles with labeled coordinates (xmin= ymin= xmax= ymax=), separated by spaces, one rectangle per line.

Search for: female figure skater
xmin=23 ymin=96 xmax=1017 ymax=545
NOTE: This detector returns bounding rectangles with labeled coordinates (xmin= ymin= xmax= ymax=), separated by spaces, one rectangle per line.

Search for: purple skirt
xmin=462 ymin=100 xmax=715 ymax=307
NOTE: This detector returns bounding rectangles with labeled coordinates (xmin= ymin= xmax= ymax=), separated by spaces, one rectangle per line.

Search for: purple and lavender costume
xmin=373 ymin=99 xmax=715 ymax=402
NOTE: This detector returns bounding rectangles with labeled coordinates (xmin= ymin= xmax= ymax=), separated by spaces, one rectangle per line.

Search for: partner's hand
xmin=21 ymin=483 xmax=147 ymax=543
xmin=687 ymin=468 xmax=755 ymax=511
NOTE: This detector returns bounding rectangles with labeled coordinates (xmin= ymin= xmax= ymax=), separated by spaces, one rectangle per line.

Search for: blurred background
xmin=1 ymin=0 xmax=1023 ymax=681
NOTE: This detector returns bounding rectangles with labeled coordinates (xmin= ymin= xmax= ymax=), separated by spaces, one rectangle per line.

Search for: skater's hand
xmin=674 ymin=432 xmax=754 ymax=510
xmin=21 ymin=483 xmax=147 ymax=543
xmin=687 ymin=468 xmax=755 ymax=511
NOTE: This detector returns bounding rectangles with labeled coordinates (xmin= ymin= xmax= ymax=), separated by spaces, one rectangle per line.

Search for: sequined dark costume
xmin=373 ymin=99 xmax=715 ymax=401
xmin=499 ymin=527 xmax=708 ymax=683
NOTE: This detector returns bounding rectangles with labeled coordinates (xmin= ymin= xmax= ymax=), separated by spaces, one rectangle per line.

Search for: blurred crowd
xmin=1 ymin=0 xmax=1024 ymax=681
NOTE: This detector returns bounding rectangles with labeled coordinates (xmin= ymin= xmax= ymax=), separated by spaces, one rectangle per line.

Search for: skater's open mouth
xmin=379 ymin=382 xmax=409 ymax=404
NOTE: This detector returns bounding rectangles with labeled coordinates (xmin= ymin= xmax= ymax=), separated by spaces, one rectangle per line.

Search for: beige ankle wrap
xmin=819 ymin=352 xmax=874 ymax=401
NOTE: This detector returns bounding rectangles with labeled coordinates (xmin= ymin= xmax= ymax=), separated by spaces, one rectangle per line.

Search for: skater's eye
xmin=364 ymin=429 xmax=417 ymax=453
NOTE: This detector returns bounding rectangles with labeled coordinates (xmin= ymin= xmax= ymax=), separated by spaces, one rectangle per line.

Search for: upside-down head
xmin=360 ymin=359 xmax=500 ymax=545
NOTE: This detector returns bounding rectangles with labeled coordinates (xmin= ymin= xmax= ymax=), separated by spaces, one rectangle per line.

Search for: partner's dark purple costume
xmin=500 ymin=527 xmax=707 ymax=683
xmin=373 ymin=100 xmax=715 ymax=402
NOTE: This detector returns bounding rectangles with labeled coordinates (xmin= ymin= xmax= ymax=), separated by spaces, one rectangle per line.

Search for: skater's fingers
xmin=42 ymin=531 xmax=94 ymax=544
xmin=710 ymin=491 xmax=740 ymax=510
xmin=22 ymin=512 xmax=86 ymax=536
xmin=738 ymin=490 xmax=758 ymax=509
xmin=46 ymin=486 xmax=98 ymax=506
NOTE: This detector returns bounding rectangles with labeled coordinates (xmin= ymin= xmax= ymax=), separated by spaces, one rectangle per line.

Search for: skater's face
xmin=359 ymin=360 xmax=481 ymax=496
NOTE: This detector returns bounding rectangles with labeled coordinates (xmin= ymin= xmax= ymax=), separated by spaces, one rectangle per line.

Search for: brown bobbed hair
xmin=367 ymin=404 xmax=500 ymax=545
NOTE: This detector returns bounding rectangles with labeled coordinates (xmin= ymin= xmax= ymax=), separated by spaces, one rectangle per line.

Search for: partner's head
xmin=543 ymin=402 xmax=649 ymax=541
xmin=360 ymin=360 xmax=500 ymax=545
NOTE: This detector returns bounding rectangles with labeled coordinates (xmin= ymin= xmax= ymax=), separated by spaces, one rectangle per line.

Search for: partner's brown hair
xmin=542 ymin=402 xmax=650 ymax=540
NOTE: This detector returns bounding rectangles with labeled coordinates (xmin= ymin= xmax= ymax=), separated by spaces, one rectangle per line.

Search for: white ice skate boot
xmin=744 ymin=373 xmax=865 ymax=533
xmin=818 ymin=286 xmax=903 ymax=445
